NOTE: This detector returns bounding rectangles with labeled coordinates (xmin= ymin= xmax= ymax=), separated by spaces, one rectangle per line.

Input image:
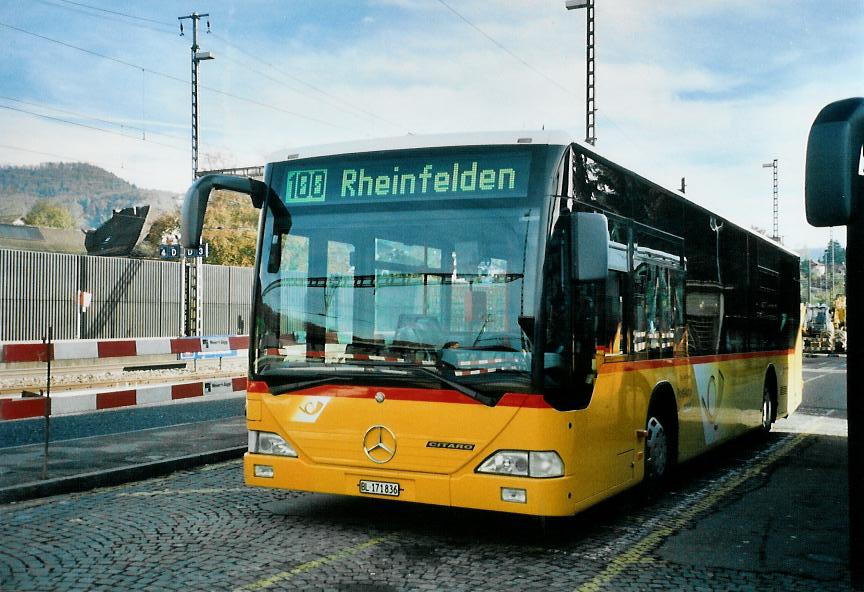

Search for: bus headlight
xmin=529 ymin=451 xmax=565 ymax=478
xmin=476 ymin=450 xmax=564 ymax=478
xmin=248 ymin=431 xmax=298 ymax=457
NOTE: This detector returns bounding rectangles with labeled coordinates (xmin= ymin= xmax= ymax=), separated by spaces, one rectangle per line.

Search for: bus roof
xmin=266 ymin=130 xmax=572 ymax=163
xmin=574 ymin=143 xmax=799 ymax=258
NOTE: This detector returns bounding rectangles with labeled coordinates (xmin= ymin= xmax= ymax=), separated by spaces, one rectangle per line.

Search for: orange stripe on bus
xmin=597 ymin=349 xmax=795 ymax=374
xmin=249 ymin=383 xmax=552 ymax=409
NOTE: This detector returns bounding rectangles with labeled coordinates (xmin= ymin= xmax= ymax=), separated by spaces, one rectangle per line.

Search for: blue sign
xmin=179 ymin=349 xmax=239 ymax=360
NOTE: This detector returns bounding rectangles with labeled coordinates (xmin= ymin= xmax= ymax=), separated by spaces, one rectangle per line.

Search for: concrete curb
xmin=0 ymin=446 xmax=246 ymax=505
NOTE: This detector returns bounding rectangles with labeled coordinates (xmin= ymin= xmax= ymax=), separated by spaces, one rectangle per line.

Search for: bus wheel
xmin=645 ymin=411 xmax=669 ymax=481
xmin=760 ymin=383 xmax=775 ymax=433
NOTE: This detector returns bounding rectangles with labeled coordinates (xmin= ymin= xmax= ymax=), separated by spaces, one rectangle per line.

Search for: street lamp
xmin=565 ymin=0 xmax=596 ymax=145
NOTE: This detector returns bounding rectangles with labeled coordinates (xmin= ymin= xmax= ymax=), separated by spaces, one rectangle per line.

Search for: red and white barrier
xmin=0 ymin=376 xmax=247 ymax=421
xmin=0 ymin=335 xmax=250 ymax=363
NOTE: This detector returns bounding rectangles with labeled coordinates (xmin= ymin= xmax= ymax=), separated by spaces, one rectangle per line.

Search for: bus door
xmin=544 ymin=210 xmax=637 ymax=491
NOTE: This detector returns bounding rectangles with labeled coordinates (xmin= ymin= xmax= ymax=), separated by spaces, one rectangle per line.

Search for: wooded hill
xmin=0 ymin=162 xmax=179 ymax=228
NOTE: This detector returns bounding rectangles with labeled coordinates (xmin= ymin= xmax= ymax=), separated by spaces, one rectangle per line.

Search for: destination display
xmin=280 ymin=152 xmax=531 ymax=206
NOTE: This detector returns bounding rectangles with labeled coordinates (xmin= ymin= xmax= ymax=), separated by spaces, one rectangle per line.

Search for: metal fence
xmin=0 ymin=249 xmax=254 ymax=341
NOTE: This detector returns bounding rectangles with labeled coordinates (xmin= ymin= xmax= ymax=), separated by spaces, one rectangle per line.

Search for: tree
xmin=820 ymin=239 xmax=846 ymax=266
xmin=135 ymin=191 xmax=258 ymax=264
xmin=143 ymin=210 xmax=181 ymax=245
xmin=201 ymin=190 xmax=258 ymax=266
xmin=133 ymin=209 xmax=181 ymax=258
xmin=23 ymin=200 xmax=76 ymax=229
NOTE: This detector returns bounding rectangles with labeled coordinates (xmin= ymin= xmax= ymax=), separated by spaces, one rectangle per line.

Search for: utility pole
xmin=178 ymin=12 xmax=213 ymax=337
xmin=565 ymin=0 xmax=596 ymax=145
xmin=825 ymin=226 xmax=834 ymax=300
xmin=762 ymin=158 xmax=779 ymax=241
xmin=178 ymin=12 xmax=213 ymax=178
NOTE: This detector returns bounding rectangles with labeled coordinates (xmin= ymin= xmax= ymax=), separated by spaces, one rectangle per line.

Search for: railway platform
xmin=0 ymin=414 xmax=245 ymax=504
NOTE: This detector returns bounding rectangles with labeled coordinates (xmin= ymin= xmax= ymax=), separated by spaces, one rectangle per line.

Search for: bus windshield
xmin=254 ymin=198 xmax=542 ymax=396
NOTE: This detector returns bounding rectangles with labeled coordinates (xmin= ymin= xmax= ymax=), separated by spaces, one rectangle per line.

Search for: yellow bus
xmin=181 ymin=131 xmax=802 ymax=516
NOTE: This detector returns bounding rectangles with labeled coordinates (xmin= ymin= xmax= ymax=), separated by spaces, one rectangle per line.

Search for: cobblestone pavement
xmin=0 ymin=431 xmax=849 ymax=591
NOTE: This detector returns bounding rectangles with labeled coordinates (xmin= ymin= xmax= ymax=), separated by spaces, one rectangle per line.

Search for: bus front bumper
xmin=243 ymin=452 xmax=579 ymax=516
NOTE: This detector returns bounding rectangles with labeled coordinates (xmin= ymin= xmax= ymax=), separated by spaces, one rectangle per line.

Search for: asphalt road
xmin=800 ymin=355 xmax=847 ymax=416
xmin=0 ymin=357 xmax=849 ymax=591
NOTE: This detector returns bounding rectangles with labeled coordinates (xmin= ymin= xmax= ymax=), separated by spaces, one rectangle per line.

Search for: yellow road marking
xmin=574 ymin=434 xmax=807 ymax=592
xmin=233 ymin=535 xmax=394 ymax=592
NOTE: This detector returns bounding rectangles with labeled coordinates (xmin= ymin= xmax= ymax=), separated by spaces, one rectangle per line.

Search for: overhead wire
xmin=53 ymin=0 xmax=174 ymax=28
xmin=28 ymin=0 xmax=405 ymax=132
xmin=23 ymin=0 xmax=402 ymax=131
xmin=32 ymin=0 xmax=176 ymax=35
xmin=214 ymin=51 xmax=399 ymax=131
xmin=0 ymin=20 xmax=353 ymax=131
xmin=0 ymin=95 xmax=187 ymax=146
xmin=434 ymin=0 xmax=653 ymax=155
xmin=210 ymin=33 xmax=406 ymax=131
xmin=5 ymin=2 xmax=643 ymax=156
xmin=0 ymin=103 xmax=188 ymax=153
xmin=435 ymin=0 xmax=576 ymax=98
xmin=0 ymin=143 xmax=78 ymax=161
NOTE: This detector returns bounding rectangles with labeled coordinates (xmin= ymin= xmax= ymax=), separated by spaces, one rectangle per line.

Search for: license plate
xmin=358 ymin=479 xmax=400 ymax=497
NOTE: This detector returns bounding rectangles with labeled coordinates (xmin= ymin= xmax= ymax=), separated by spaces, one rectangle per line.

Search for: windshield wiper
xmin=268 ymin=375 xmax=352 ymax=395
xmin=410 ymin=367 xmax=496 ymax=407
xmin=259 ymin=364 xmax=496 ymax=406
xmin=261 ymin=364 xmax=413 ymax=395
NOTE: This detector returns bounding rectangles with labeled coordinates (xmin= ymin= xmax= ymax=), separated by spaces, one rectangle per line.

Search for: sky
xmin=0 ymin=0 xmax=860 ymax=253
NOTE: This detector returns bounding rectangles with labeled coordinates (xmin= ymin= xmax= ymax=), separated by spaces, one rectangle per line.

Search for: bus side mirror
xmin=805 ymin=97 xmax=864 ymax=227
xmin=181 ymin=174 xmax=273 ymax=248
xmin=571 ymin=212 xmax=609 ymax=281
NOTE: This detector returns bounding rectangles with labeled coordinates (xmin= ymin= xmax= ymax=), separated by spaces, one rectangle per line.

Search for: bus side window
xmin=604 ymin=271 xmax=625 ymax=355
xmin=671 ymin=269 xmax=687 ymax=356
xmin=633 ymin=262 xmax=680 ymax=359
xmin=657 ymin=267 xmax=673 ymax=357
xmin=633 ymin=264 xmax=648 ymax=356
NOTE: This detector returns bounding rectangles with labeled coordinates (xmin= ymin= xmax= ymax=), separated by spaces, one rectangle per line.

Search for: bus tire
xmin=644 ymin=395 xmax=676 ymax=482
xmin=761 ymin=383 xmax=775 ymax=433
xmin=760 ymin=368 xmax=778 ymax=433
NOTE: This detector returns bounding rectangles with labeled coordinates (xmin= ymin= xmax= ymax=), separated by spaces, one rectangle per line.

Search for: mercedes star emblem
xmin=362 ymin=425 xmax=397 ymax=464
